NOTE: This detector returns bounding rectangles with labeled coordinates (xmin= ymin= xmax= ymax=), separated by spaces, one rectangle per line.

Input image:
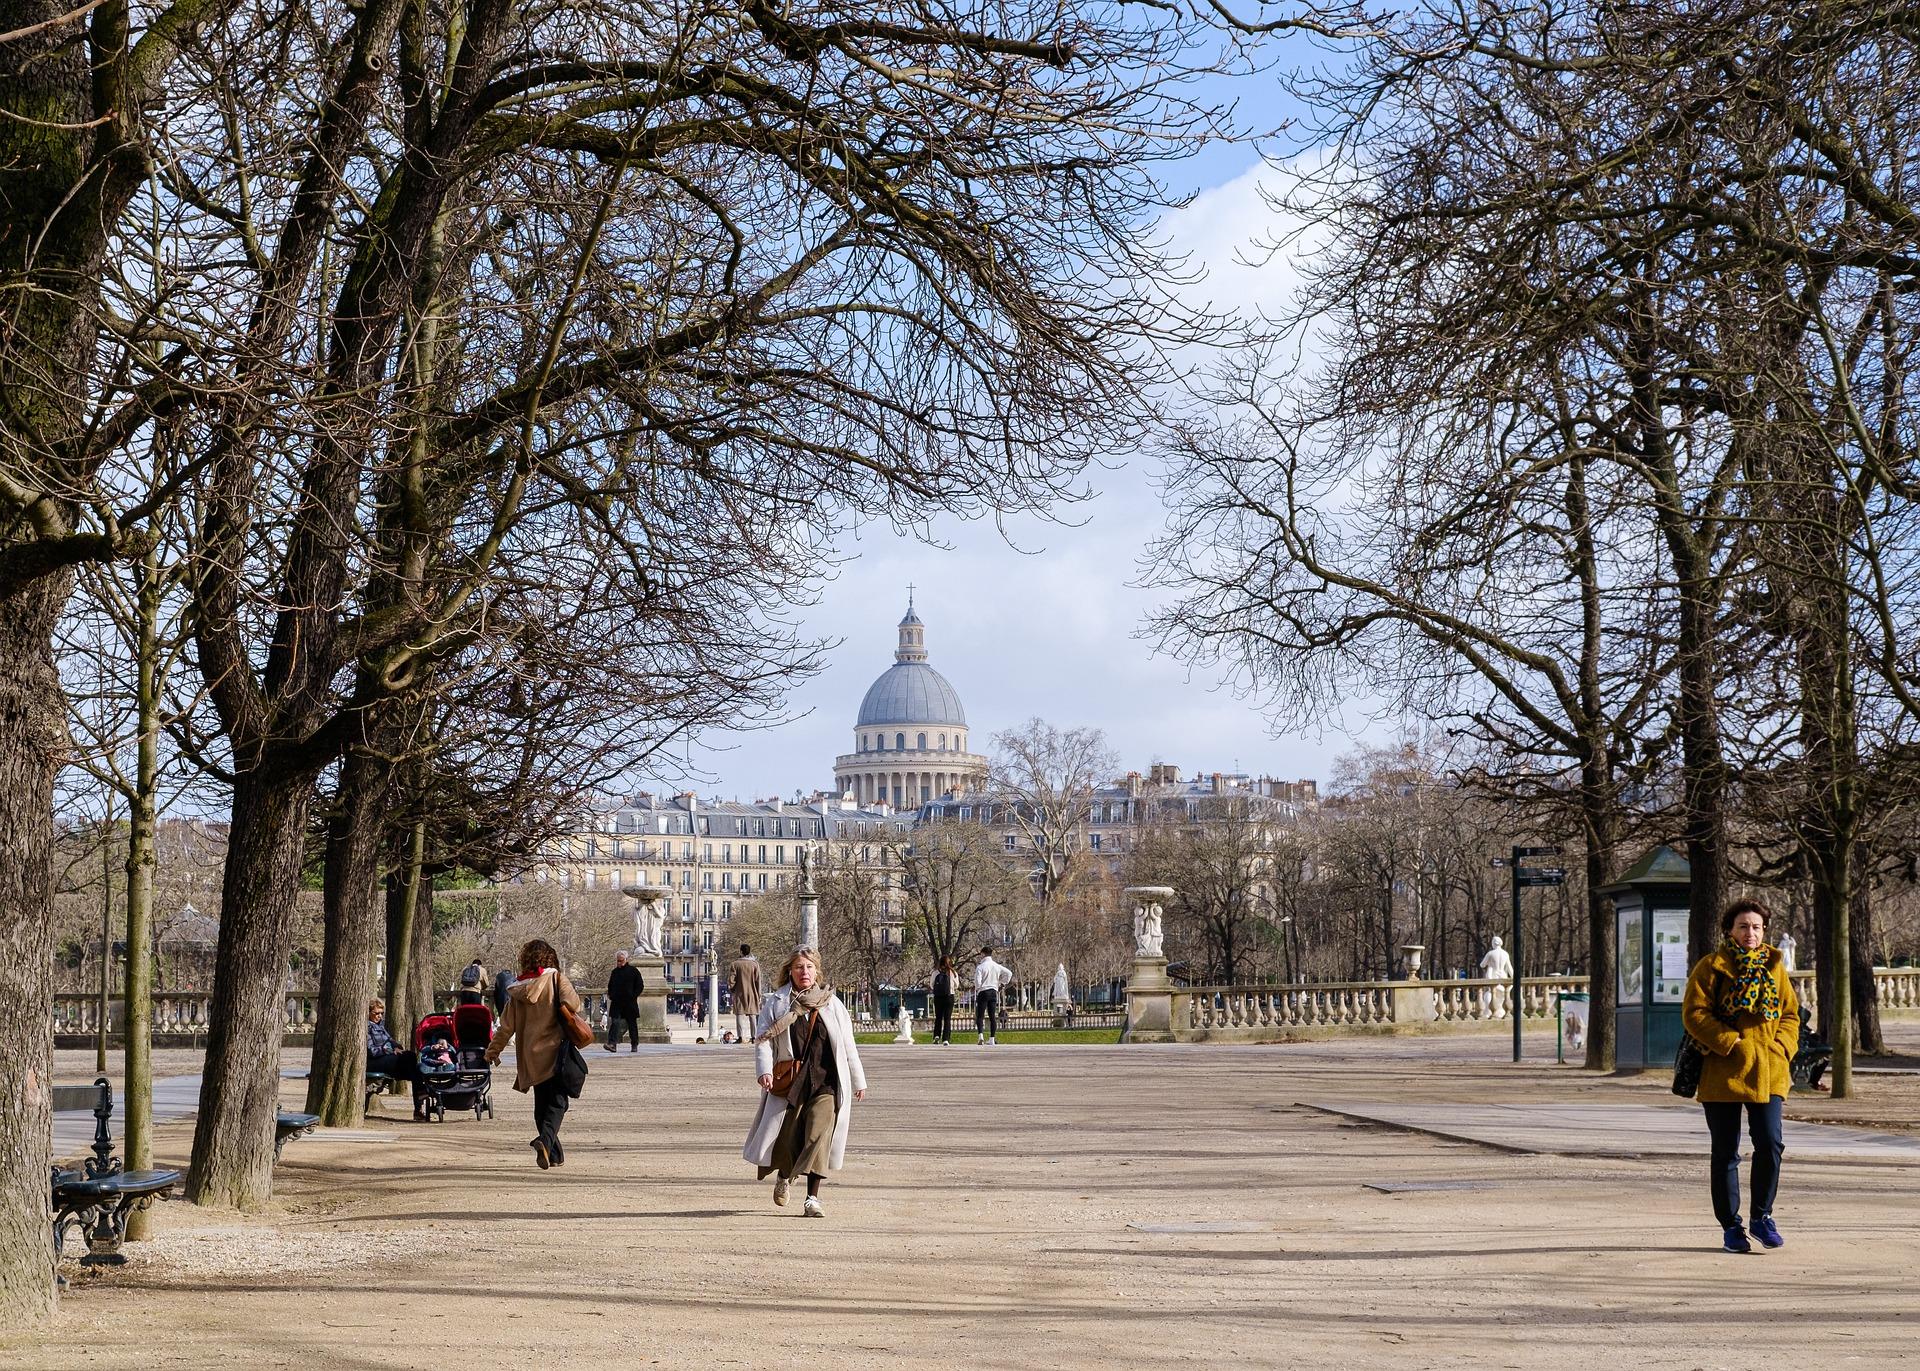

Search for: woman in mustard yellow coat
xmin=1681 ymin=897 xmax=1799 ymax=1254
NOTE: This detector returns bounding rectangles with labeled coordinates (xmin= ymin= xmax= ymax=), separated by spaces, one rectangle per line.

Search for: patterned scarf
xmin=756 ymin=985 xmax=835 ymax=1046
xmin=1720 ymin=941 xmax=1781 ymax=1020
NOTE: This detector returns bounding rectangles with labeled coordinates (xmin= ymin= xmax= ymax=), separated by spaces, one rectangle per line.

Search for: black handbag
xmin=1671 ymin=1033 xmax=1706 ymax=1098
xmin=553 ymin=987 xmax=589 ymax=1099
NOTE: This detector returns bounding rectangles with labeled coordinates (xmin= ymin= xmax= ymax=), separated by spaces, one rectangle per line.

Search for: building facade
xmin=833 ymin=602 xmax=988 ymax=808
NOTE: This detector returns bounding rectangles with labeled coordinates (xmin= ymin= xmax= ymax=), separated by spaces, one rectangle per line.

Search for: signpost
xmin=1501 ymin=845 xmax=1563 ymax=1063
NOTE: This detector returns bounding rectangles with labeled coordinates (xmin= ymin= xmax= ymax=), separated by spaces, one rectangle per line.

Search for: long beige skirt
xmin=764 ymin=1091 xmax=837 ymax=1179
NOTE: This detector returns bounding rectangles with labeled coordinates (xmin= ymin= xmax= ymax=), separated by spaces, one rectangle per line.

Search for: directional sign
xmin=1515 ymin=845 xmax=1563 ymax=858
xmin=1516 ymin=867 xmax=1566 ymax=887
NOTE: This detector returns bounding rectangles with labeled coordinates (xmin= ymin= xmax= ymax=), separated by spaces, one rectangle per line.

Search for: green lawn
xmin=853 ymin=1026 xmax=1122 ymax=1046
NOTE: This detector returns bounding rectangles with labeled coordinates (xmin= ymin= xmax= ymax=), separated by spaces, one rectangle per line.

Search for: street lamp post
xmin=705 ymin=948 xmax=720 ymax=1042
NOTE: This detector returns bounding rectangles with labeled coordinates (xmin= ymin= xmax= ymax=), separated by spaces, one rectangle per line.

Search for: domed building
xmin=834 ymin=601 xmax=988 ymax=809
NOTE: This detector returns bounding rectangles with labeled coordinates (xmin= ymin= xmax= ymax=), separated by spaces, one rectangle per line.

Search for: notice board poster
xmin=1653 ymin=909 xmax=1688 ymax=1003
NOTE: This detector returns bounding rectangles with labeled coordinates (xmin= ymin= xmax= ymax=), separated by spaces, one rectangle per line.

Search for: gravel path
xmin=10 ymin=1031 xmax=1919 ymax=1368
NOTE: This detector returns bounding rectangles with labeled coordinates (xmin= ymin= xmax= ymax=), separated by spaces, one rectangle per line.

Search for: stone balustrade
xmin=48 ymin=969 xmax=1920 ymax=1047
xmin=1161 ymin=967 xmax=1920 ymax=1042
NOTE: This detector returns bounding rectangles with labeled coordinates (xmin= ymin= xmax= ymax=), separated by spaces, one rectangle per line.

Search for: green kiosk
xmin=1605 ymin=845 xmax=1693 ymax=1069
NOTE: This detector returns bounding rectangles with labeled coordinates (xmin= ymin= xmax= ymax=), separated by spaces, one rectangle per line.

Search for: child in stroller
xmin=412 ymin=1004 xmax=497 ymax=1122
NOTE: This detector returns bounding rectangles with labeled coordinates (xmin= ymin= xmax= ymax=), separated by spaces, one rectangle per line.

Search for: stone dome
xmin=857 ymin=662 xmax=968 ymax=727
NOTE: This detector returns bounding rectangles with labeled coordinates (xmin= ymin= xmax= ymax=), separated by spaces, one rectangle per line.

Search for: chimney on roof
xmin=1127 ymin=771 xmax=1142 ymax=798
xmin=678 ymin=791 xmax=697 ymax=812
xmin=1212 ymin=772 xmax=1225 ymax=794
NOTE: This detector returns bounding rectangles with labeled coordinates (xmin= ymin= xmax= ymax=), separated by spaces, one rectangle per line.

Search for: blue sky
xmin=667 ymin=59 xmax=1393 ymax=802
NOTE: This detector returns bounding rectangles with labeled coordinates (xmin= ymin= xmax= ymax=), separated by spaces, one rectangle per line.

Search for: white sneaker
xmin=802 ymin=1195 xmax=824 ymax=1218
xmin=977 ymin=1034 xmax=985 ymax=1045
xmin=773 ymin=1176 xmax=789 ymax=1207
xmin=989 ymin=1037 xmax=997 ymax=1045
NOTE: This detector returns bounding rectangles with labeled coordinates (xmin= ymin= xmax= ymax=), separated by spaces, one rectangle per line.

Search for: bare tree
xmin=989 ymin=719 xmax=1119 ymax=908
xmin=898 ymin=820 xmax=1031 ymax=970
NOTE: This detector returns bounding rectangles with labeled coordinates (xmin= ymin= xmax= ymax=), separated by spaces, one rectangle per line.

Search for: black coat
xmin=607 ymin=962 xmax=644 ymax=1014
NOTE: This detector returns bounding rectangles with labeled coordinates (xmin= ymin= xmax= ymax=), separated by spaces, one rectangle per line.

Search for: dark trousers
xmin=974 ymin=989 xmax=998 ymax=1036
xmin=1703 ymin=1097 xmax=1784 ymax=1227
xmin=533 ymin=1075 xmax=569 ymax=1151
xmin=607 ymin=1011 xmax=638 ymax=1049
xmin=367 ymin=1051 xmax=420 ymax=1082
xmin=933 ymin=996 xmax=954 ymax=1042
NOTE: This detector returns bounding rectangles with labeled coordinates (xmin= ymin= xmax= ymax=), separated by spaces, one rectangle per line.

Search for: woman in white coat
xmin=742 ymin=949 xmax=867 ymax=1217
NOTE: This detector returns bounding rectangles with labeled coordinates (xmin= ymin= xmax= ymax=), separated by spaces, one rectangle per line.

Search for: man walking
xmin=974 ymin=945 xmax=1013 ymax=1046
xmin=606 ymin=950 xmax=643 ymax=1052
xmin=729 ymin=943 xmax=763 ymax=1045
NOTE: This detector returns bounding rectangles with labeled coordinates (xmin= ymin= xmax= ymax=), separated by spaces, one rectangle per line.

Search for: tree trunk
xmin=0 ymin=576 xmax=69 ymax=1324
xmin=306 ymin=749 xmax=393 ymax=1124
xmin=123 ymin=552 xmax=161 ymax=1239
xmin=1849 ymin=850 xmax=1882 ymax=1056
xmin=185 ymin=768 xmax=314 ymax=1209
xmin=1579 ymin=764 xmax=1618 ymax=1072
xmin=383 ymin=818 xmax=425 ymax=1028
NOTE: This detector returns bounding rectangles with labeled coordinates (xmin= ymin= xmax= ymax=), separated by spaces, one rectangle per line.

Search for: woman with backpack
xmin=452 ymin=958 xmax=487 ymax=1006
xmin=486 ymin=939 xmax=588 ymax=1169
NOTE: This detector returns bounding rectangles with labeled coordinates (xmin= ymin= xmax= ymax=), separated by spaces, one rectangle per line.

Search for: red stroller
xmin=412 ymin=1003 xmax=496 ymax=1122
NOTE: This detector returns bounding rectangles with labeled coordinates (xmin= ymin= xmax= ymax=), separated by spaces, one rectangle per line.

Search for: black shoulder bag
xmin=1672 ymin=967 xmax=1715 ymax=1099
xmin=553 ymin=988 xmax=589 ymax=1099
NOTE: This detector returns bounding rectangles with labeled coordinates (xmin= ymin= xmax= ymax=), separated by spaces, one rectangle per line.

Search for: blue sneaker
xmin=1751 ymin=1217 xmax=1783 ymax=1248
xmin=1722 ymin=1224 xmax=1752 ymax=1254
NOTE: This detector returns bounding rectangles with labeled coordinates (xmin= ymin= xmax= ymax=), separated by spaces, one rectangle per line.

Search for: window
xmin=776 ymin=874 xmax=787 ymax=890
xmin=681 ymin=842 xmax=692 ymax=860
xmin=681 ymin=900 xmax=692 ymax=917
xmin=1005 ymin=835 xmax=1017 ymax=851
xmin=959 ymin=806 xmax=972 ymax=821
xmin=702 ymin=931 xmax=715 ymax=950
xmin=680 ymin=930 xmax=692 ymax=952
xmin=939 ymin=734 xmax=947 ymax=750
xmin=722 ymin=900 xmax=733 ymax=919
xmin=875 ymin=735 xmax=885 ymax=751
xmin=702 ymin=873 xmax=714 ymax=890
xmin=776 ymin=845 xmax=786 ymax=863
xmin=1089 ymin=833 xmax=1102 ymax=851
xmin=721 ymin=872 xmax=733 ymax=890
xmin=758 ymin=873 xmax=768 ymax=891
xmin=862 ymin=734 xmax=870 ymax=751
xmin=721 ymin=843 xmax=732 ymax=862
xmin=702 ymin=844 xmax=712 ymax=862
xmin=861 ymin=846 xmax=871 ymax=864
xmin=584 ymin=870 xmax=596 ymax=888
xmin=703 ymin=900 xmax=714 ymax=918
xmin=896 ymin=732 xmax=906 ymax=750
xmin=917 ymin=732 xmax=927 ymax=750
xmin=757 ymin=844 xmax=766 ymax=863
xmin=585 ymin=837 xmax=598 ymax=857
xmin=681 ymin=870 xmax=693 ymax=888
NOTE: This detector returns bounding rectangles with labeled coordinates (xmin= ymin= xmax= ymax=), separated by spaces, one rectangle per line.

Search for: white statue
xmin=1133 ymin=903 xmax=1163 ymax=958
xmin=1050 ymin=963 xmax=1071 ymax=1007
xmin=625 ymin=886 xmax=665 ymax=957
xmin=1777 ymin=931 xmax=1796 ymax=972
xmin=893 ymin=1005 xmax=914 ymax=1045
xmin=1479 ymin=935 xmax=1515 ymax=1019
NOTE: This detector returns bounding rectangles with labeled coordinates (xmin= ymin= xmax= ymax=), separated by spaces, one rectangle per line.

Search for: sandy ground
xmin=12 ymin=1029 xmax=1920 ymax=1370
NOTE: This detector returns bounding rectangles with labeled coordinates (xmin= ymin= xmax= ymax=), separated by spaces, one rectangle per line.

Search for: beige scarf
xmin=756 ymin=985 xmax=835 ymax=1048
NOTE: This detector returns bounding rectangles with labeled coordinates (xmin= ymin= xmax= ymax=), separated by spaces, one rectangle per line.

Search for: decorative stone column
xmin=1391 ymin=943 xmax=1435 ymax=1027
xmin=621 ymin=885 xmax=673 ymax=1044
xmin=1122 ymin=886 xmax=1176 ymax=1043
xmin=797 ymin=848 xmax=820 ymax=952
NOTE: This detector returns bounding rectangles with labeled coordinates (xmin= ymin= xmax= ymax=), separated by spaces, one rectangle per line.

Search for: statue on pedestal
xmin=1479 ymin=935 xmax=1514 ymax=1019
xmin=1050 ymin=963 xmax=1071 ymax=1008
xmin=1134 ymin=904 xmax=1162 ymax=958
xmin=624 ymin=885 xmax=666 ymax=958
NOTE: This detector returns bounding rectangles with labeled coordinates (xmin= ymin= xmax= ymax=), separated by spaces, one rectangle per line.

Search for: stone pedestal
xmin=632 ymin=955 xmax=671 ymax=1044
xmin=1123 ymin=956 xmax=1175 ymax=1043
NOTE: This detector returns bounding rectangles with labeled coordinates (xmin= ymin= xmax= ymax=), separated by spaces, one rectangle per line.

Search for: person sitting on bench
xmin=365 ymin=997 xmax=424 ymax=1115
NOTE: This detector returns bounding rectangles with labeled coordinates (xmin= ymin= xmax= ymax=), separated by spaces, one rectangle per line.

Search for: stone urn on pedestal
xmin=620 ymin=884 xmax=674 ymax=1044
xmin=1122 ymin=886 xmax=1176 ymax=1043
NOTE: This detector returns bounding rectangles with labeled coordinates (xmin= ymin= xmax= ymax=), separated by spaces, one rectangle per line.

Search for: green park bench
xmin=50 ymin=1079 xmax=179 ymax=1277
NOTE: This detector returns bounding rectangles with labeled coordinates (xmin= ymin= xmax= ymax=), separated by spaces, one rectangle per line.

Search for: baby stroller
xmin=413 ymin=1003 xmax=496 ymax=1122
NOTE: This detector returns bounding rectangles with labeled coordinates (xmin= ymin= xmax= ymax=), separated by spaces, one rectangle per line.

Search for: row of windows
xmin=607 ymin=811 xmax=827 ymax=840
xmin=584 ymin=839 xmax=810 ymax=864
xmin=858 ymin=731 xmax=965 ymax=753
